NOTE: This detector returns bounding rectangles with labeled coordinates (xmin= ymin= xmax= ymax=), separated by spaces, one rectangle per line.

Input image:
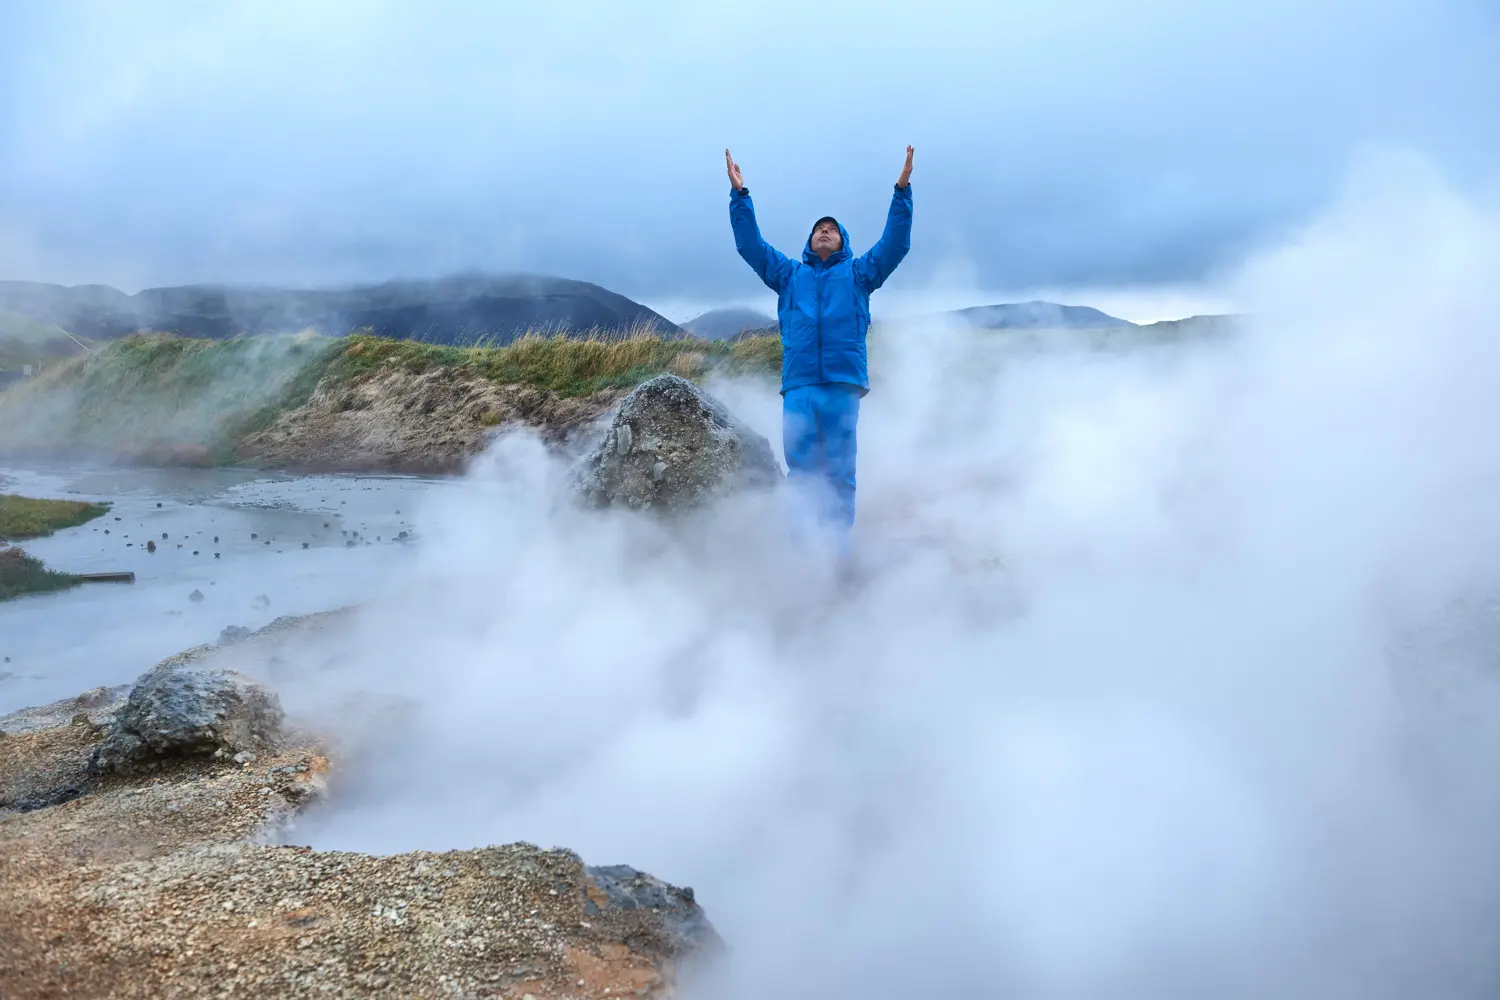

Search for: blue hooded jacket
xmin=730 ymin=184 xmax=912 ymax=395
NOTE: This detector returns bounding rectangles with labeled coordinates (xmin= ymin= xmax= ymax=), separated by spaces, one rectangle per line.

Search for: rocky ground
xmin=236 ymin=366 xmax=625 ymax=474
xmin=0 ymin=615 xmax=719 ymax=999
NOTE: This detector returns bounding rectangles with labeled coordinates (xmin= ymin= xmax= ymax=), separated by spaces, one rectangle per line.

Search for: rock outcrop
xmin=0 ymin=616 xmax=720 ymax=999
xmin=573 ymin=374 xmax=781 ymax=512
xmin=89 ymin=648 xmax=285 ymax=774
xmin=236 ymin=366 xmax=625 ymax=474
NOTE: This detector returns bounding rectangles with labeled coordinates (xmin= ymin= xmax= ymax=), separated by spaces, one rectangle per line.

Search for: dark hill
xmin=0 ymin=275 xmax=680 ymax=345
xmin=682 ymin=307 xmax=778 ymax=339
xmin=948 ymin=300 xmax=1135 ymax=330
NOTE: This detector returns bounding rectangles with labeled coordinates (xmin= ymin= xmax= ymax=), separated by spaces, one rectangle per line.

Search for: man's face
xmin=811 ymin=220 xmax=843 ymax=254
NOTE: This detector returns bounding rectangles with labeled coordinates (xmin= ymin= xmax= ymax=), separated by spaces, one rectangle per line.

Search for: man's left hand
xmin=897 ymin=145 xmax=914 ymax=188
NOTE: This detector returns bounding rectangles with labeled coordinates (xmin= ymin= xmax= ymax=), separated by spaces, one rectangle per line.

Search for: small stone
xmin=161 ymin=533 xmax=168 ymax=539
xmin=233 ymin=750 xmax=257 ymax=764
xmin=651 ymin=461 xmax=667 ymax=482
xmin=189 ymin=589 xmax=205 ymax=603
xmin=302 ymin=542 xmax=309 ymax=549
xmin=146 ymin=540 xmax=156 ymax=553
xmin=251 ymin=533 xmax=258 ymax=540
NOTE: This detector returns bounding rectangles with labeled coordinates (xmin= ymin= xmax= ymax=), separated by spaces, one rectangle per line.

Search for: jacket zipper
xmin=816 ymin=268 xmax=825 ymax=383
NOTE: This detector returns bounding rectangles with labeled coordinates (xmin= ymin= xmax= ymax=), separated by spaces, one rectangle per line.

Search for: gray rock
xmin=218 ymin=625 xmax=252 ymax=646
xmin=89 ymin=655 xmax=284 ymax=774
xmin=573 ymin=374 xmax=781 ymax=512
xmin=584 ymin=863 xmax=721 ymax=955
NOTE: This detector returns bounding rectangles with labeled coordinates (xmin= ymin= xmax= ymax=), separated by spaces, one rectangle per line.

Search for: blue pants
xmin=782 ymin=383 xmax=861 ymax=536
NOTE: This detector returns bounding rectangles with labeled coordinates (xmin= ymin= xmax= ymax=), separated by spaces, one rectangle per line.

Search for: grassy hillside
xmin=0 ymin=329 xmax=782 ymax=466
xmin=0 ymin=309 xmax=94 ymax=370
xmin=0 ymin=332 xmax=341 ymax=463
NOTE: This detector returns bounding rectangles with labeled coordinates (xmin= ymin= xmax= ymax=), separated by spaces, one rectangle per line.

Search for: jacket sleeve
xmin=730 ymin=188 xmax=794 ymax=292
xmin=854 ymin=184 xmax=913 ymax=291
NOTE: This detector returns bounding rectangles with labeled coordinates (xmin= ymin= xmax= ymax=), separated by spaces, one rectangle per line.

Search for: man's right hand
xmin=725 ymin=149 xmax=744 ymax=192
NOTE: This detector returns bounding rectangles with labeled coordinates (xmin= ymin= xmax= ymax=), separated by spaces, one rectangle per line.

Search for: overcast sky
xmin=1 ymin=0 xmax=1496 ymax=320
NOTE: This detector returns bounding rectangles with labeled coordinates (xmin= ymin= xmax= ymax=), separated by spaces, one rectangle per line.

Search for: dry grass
xmin=331 ymin=329 xmax=781 ymax=398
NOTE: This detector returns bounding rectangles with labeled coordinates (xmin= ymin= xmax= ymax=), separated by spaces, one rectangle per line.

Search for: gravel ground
xmin=0 ymin=621 xmax=719 ymax=999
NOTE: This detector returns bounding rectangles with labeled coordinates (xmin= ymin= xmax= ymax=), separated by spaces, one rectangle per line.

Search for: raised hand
xmin=897 ymin=145 xmax=914 ymax=188
xmin=725 ymin=149 xmax=745 ymax=191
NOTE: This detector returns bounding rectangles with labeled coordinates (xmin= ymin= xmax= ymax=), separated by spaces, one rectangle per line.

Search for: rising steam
xmin=270 ymin=154 xmax=1500 ymax=999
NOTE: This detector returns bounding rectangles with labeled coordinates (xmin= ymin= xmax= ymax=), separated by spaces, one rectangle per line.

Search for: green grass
xmin=327 ymin=328 xmax=781 ymax=398
xmin=0 ymin=494 xmax=111 ymax=541
xmin=0 ymin=546 xmax=80 ymax=601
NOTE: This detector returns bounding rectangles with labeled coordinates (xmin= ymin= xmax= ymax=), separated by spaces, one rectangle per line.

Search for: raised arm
xmin=855 ymin=145 xmax=915 ymax=291
xmin=726 ymin=149 xmax=794 ymax=292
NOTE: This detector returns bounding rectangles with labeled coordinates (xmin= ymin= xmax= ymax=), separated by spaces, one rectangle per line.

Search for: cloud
xmin=1 ymin=0 xmax=1496 ymax=300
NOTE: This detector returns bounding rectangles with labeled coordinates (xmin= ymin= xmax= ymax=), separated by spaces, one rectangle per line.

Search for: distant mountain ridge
xmin=946 ymin=300 xmax=1135 ymax=330
xmin=682 ymin=307 xmax=778 ymax=339
xmin=0 ymin=275 xmax=680 ymax=345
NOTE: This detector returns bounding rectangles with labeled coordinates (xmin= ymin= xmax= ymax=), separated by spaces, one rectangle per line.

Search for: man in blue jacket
xmin=726 ymin=146 xmax=914 ymax=554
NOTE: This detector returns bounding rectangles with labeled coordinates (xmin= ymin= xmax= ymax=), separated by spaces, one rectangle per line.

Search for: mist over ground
xmin=207 ymin=157 xmax=1500 ymax=997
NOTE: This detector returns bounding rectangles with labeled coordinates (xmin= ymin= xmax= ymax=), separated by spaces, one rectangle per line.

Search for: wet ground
xmin=0 ymin=464 xmax=452 ymax=713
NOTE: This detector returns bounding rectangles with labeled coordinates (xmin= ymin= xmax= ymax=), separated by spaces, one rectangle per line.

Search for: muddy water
xmin=0 ymin=464 xmax=455 ymax=714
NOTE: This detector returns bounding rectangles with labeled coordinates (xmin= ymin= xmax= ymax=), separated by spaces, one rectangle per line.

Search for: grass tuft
xmin=0 ymin=494 xmax=111 ymax=541
xmin=0 ymin=546 xmax=80 ymax=601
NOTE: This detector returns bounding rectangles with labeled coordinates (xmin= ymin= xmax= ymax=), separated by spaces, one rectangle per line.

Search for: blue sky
xmin=0 ymin=0 xmax=1495 ymax=318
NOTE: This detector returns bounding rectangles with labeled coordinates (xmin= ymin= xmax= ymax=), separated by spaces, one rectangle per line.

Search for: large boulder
xmin=573 ymin=374 xmax=782 ymax=511
xmin=90 ymin=650 xmax=285 ymax=773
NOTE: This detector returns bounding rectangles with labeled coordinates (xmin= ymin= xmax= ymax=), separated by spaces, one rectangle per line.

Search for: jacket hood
xmin=803 ymin=219 xmax=853 ymax=267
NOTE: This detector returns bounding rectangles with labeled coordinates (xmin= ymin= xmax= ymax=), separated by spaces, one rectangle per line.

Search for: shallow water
xmin=0 ymin=463 xmax=453 ymax=713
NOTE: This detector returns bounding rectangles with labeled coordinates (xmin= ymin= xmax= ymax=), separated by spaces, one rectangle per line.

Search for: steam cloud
xmin=272 ymin=154 xmax=1500 ymax=998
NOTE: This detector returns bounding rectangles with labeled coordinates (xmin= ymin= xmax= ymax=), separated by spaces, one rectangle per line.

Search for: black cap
xmin=810 ymin=216 xmax=840 ymax=240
